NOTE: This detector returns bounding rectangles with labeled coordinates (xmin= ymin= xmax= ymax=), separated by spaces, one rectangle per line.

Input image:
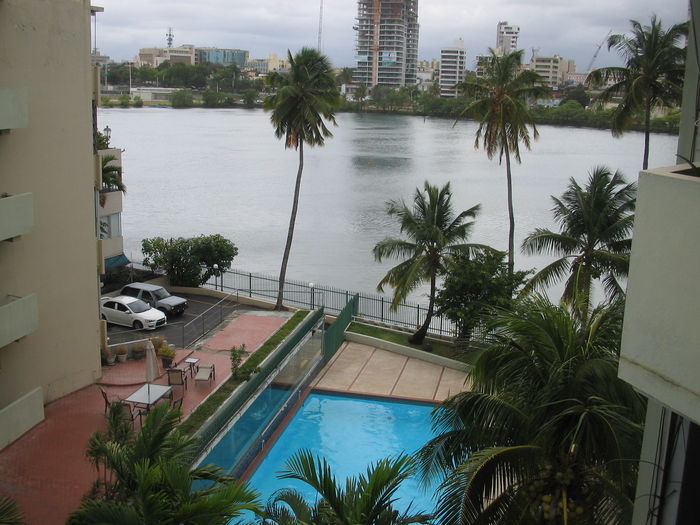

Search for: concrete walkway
xmin=313 ymin=341 xmax=470 ymax=402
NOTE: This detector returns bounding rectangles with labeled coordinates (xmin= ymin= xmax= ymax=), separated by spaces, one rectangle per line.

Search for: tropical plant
xmin=118 ymin=93 xmax=130 ymax=108
xmin=262 ymin=449 xmax=432 ymax=525
xmin=242 ymin=88 xmax=258 ymax=107
xmin=587 ymin=15 xmax=687 ymax=170
xmin=435 ymin=248 xmax=529 ymax=341
xmin=70 ymin=403 xmax=261 ymax=523
xmin=373 ymin=181 xmax=482 ymax=345
xmin=418 ymin=297 xmax=645 ymax=525
xmin=0 ymin=494 xmax=24 ymax=524
xmin=457 ymin=49 xmax=548 ymax=275
xmin=521 ymin=166 xmax=636 ymax=308
xmin=100 ymin=155 xmax=125 ymax=197
xmin=264 ymin=47 xmax=341 ymax=310
xmin=132 ymin=95 xmax=144 ymax=108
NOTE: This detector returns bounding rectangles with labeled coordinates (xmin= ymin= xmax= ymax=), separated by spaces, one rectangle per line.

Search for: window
xmin=99 ymin=213 xmax=121 ymax=239
xmin=121 ymin=287 xmax=139 ymax=298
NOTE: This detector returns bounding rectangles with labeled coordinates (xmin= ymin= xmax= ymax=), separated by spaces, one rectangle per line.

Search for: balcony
xmin=619 ymin=164 xmax=700 ymax=423
xmin=0 ymin=293 xmax=38 ymax=348
xmin=0 ymin=193 xmax=34 ymax=241
xmin=0 ymin=88 xmax=28 ymax=130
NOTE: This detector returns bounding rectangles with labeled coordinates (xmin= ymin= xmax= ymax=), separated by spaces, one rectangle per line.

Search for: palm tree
xmin=70 ymin=403 xmax=261 ymax=523
xmin=0 ymin=494 xmax=24 ymax=525
xmin=587 ymin=16 xmax=687 ymax=170
xmin=262 ymin=449 xmax=432 ymax=525
xmin=457 ymin=49 xmax=548 ymax=276
xmin=373 ymin=181 xmax=481 ymax=345
xmin=418 ymin=297 xmax=645 ymax=525
xmin=99 ymin=155 xmax=126 ymax=208
xmin=521 ymin=166 xmax=636 ymax=308
xmin=264 ymin=48 xmax=341 ymax=310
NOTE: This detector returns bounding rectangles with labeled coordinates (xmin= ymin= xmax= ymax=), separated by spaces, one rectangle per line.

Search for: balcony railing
xmin=0 ymin=293 xmax=38 ymax=348
xmin=0 ymin=193 xmax=34 ymax=242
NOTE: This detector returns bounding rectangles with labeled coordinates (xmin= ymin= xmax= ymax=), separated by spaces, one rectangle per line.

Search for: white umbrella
xmin=145 ymin=340 xmax=159 ymax=401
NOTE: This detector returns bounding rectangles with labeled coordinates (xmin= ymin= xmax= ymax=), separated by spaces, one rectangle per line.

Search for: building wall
xmin=496 ymin=21 xmax=519 ymax=55
xmin=0 ymin=0 xmax=102 ymax=448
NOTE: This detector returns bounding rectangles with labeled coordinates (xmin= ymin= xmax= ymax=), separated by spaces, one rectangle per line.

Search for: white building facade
xmin=439 ymin=39 xmax=467 ymax=97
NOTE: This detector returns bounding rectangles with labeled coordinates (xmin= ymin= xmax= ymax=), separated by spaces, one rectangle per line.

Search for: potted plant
xmin=131 ymin=342 xmax=147 ymax=360
xmin=158 ymin=344 xmax=176 ymax=368
xmin=101 ymin=345 xmax=116 ymax=366
xmin=115 ymin=345 xmax=128 ymax=363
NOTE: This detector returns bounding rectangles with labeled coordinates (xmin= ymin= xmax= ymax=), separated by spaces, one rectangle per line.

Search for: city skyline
xmin=95 ymin=0 xmax=688 ymax=71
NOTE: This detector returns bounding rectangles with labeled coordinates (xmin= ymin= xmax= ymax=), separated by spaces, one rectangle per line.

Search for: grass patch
xmin=347 ymin=322 xmax=478 ymax=364
xmin=178 ymin=310 xmax=309 ymax=436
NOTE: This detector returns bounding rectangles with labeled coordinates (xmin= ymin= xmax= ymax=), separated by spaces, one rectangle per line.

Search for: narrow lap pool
xmin=244 ymin=391 xmax=438 ymax=514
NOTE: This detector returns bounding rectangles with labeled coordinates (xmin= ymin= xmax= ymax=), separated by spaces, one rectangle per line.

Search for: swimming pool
xmin=244 ymin=391 xmax=438 ymax=514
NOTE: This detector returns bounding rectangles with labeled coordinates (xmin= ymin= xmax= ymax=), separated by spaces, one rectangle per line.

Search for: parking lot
xmin=106 ymin=292 xmax=240 ymax=348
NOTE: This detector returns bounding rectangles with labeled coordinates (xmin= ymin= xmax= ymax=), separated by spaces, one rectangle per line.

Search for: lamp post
xmin=213 ymin=263 xmax=219 ymax=291
xmin=309 ymin=282 xmax=315 ymax=309
xmin=103 ymin=125 xmax=111 ymax=143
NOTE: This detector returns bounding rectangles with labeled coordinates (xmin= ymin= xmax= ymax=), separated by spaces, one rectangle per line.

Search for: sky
xmin=95 ymin=0 xmax=689 ymax=71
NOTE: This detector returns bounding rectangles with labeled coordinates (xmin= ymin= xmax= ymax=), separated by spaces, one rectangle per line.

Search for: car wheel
xmin=133 ymin=320 xmax=144 ymax=330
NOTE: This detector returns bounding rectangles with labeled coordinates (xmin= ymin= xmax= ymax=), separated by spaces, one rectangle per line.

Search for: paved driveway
xmin=106 ymin=293 xmax=239 ymax=348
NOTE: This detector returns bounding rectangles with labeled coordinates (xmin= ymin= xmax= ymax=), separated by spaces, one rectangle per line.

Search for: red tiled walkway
xmin=202 ymin=312 xmax=289 ymax=352
xmin=0 ymin=311 xmax=288 ymax=524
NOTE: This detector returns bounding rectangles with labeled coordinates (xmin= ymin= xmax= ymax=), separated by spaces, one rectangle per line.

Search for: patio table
xmin=124 ymin=383 xmax=172 ymax=410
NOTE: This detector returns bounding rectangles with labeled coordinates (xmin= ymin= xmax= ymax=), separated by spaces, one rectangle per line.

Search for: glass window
xmin=153 ymin=287 xmax=170 ymax=299
xmin=99 ymin=213 xmax=122 ymax=239
xmin=121 ymin=287 xmax=139 ymax=298
xmin=128 ymin=300 xmax=150 ymax=313
xmin=116 ymin=303 xmax=129 ymax=313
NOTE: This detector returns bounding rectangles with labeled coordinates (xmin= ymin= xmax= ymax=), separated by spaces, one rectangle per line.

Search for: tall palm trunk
xmin=642 ymin=99 xmax=651 ymax=170
xmin=275 ymin=141 xmax=304 ymax=310
xmin=409 ymin=274 xmax=436 ymax=346
xmin=503 ymin=138 xmax=515 ymax=277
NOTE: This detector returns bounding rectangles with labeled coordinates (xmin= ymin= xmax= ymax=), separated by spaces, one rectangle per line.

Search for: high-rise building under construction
xmin=354 ymin=0 xmax=419 ymax=88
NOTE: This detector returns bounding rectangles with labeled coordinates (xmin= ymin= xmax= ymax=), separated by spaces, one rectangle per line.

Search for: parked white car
xmin=100 ymin=295 xmax=167 ymax=330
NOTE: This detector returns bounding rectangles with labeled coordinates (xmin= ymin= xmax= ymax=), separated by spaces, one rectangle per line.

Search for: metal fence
xmin=204 ymin=268 xmax=459 ymax=337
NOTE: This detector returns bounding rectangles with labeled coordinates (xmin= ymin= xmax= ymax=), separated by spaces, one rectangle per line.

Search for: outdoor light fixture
xmin=103 ymin=125 xmax=111 ymax=141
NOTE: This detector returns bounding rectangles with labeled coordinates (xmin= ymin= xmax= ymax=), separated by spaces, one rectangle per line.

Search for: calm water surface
xmin=99 ymin=108 xmax=677 ymax=300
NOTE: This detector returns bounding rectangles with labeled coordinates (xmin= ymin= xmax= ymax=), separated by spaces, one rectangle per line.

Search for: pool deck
xmin=0 ymin=313 xmax=468 ymax=524
xmin=313 ymin=341 xmax=469 ymax=402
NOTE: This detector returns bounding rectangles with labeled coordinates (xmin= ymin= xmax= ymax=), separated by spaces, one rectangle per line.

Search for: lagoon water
xmin=99 ymin=108 xmax=677 ymax=301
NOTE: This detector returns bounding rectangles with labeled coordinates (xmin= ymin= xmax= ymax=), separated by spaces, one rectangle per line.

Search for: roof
xmin=121 ymin=282 xmax=163 ymax=291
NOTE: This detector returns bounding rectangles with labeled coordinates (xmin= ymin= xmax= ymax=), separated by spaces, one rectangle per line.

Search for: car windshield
xmin=128 ymin=300 xmax=150 ymax=313
xmin=153 ymin=288 xmax=170 ymax=300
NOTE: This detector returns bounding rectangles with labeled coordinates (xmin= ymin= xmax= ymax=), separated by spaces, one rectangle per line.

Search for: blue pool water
xmin=245 ymin=392 xmax=438 ymax=514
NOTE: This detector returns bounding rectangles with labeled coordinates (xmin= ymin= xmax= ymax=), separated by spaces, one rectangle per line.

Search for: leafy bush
xmin=100 ymin=95 xmax=113 ymax=108
xmin=118 ymin=93 xmax=131 ymax=108
xmin=171 ymin=88 xmax=194 ymax=108
xmin=132 ymin=96 xmax=144 ymax=108
xmin=142 ymin=234 xmax=238 ymax=286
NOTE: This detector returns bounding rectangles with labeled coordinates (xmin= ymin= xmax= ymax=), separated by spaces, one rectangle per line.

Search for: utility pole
xmin=317 ymin=0 xmax=324 ymax=51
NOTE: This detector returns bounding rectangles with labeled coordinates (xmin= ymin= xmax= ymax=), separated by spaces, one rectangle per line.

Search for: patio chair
xmin=167 ymin=368 xmax=188 ymax=390
xmin=170 ymin=397 xmax=183 ymax=422
xmin=99 ymin=386 xmax=121 ymax=413
xmin=195 ymin=364 xmax=215 ymax=386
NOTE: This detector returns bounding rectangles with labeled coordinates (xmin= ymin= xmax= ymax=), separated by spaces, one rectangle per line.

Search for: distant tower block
xmin=166 ymin=27 xmax=174 ymax=48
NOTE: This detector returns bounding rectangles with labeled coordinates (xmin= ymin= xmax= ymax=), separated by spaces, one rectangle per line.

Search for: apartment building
xmin=439 ymin=39 xmax=467 ymax=98
xmin=618 ymin=9 xmax=699 ymax=524
xmin=0 ymin=0 xmax=103 ymax=448
xmin=523 ymin=54 xmax=576 ymax=89
xmin=496 ymin=21 xmax=519 ymax=55
xmin=354 ymin=0 xmax=419 ymax=87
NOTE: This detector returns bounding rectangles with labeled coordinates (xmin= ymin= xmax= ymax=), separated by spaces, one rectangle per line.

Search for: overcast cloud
xmin=95 ymin=0 xmax=689 ymax=70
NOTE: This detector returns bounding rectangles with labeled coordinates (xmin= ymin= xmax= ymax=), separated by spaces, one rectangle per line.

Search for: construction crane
xmin=317 ymin=0 xmax=323 ymax=51
xmin=586 ymin=29 xmax=612 ymax=72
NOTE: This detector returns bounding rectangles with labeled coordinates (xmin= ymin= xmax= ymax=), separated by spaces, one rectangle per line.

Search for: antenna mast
xmin=317 ymin=0 xmax=324 ymax=51
xmin=166 ymin=27 xmax=174 ymax=48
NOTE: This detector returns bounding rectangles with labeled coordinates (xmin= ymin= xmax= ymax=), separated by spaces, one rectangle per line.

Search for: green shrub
xmin=118 ymin=93 xmax=131 ymax=108
xmin=100 ymin=95 xmax=113 ymax=107
xmin=132 ymin=96 xmax=144 ymax=108
xmin=171 ymin=89 xmax=194 ymax=108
